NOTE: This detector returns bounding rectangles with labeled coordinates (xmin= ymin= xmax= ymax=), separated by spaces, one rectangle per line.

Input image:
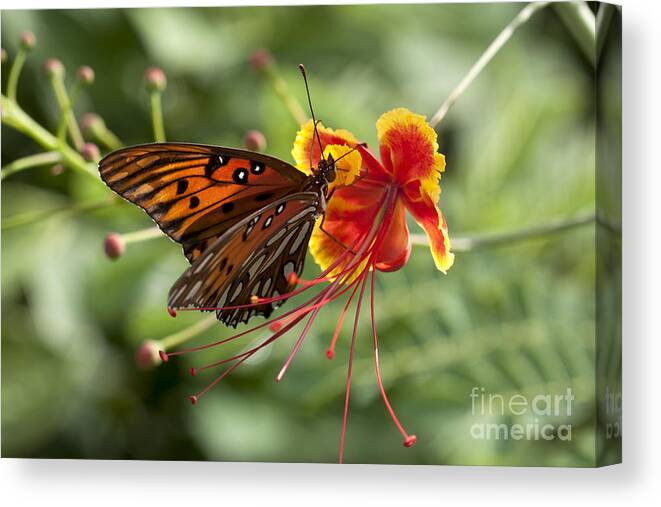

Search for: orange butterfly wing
xmin=168 ymin=192 xmax=320 ymax=327
xmin=99 ymin=143 xmax=307 ymax=262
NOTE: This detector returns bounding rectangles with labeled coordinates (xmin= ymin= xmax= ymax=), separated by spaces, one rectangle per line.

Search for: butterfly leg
xmin=319 ymin=212 xmax=356 ymax=254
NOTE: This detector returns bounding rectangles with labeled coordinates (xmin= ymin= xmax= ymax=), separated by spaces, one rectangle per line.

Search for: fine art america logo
xmin=469 ymin=387 xmax=574 ymax=441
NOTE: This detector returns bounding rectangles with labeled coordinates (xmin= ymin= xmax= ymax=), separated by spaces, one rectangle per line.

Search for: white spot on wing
xmin=289 ymin=222 xmax=311 ymax=255
xmin=283 ymin=261 xmax=296 ymax=279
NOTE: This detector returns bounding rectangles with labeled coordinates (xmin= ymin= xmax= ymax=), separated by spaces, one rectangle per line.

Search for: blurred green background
xmin=1 ymin=3 xmax=612 ymax=465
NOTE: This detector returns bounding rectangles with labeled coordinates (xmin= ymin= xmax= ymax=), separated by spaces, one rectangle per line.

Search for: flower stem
xmin=159 ymin=315 xmax=217 ymax=351
xmin=553 ymin=1 xmax=597 ymax=67
xmin=412 ymin=212 xmax=595 ymax=252
xmin=429 ymin=1 xmax=550 ymax=128
xmin=149 ymin=90 xmax=166 ymax=142
xmin=1 ymin=94 xmax=96 ymax=179
xmin=49 ymin=73 xmax=85 ymax=150
xmin=120 ymin=226 xmax=163 ymax=244
xmin=1 ymin=151 xmax=62 ymax=180
xmin=6 ymin=47 xmax=27 ymax=102
xmin=259 ymin=63 xmax=308 ymax=126
xmin=1 ymin=195 xmax=118 ymax=231
xmin=88 ymin=121 xmax=123 ymax=150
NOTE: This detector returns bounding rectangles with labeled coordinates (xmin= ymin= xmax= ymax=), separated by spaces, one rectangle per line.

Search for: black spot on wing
xmin=205 ymin=154 xmax=230 ymax=178
xmin=176 ymin=180 xmax=189 ymax=195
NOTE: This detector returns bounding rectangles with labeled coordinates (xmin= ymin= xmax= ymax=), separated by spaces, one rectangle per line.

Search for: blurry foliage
xmin=1 ymin=3 xmax=606 ymax=465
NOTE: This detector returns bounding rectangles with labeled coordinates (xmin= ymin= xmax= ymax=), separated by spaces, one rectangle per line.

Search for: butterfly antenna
xmin=298 ymin=64 xmax=325 ymax=161
xmin=332 ymin=143 xmax=367 ymax=168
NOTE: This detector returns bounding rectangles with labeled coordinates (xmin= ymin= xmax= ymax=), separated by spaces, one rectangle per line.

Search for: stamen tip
xmin=167 ymin=307 xmax=177 ymax=318
xmin=250 ymin=295 xmax=261 ymax=304
xmin=189 ymin=367 xmax=197 ymax=377
xmin=404 ymin=435 xmax=417 ymax=448
xmin=158 ymin=350 xmax=169 ymax=362
xmin=269 ymin=322 xmax=283 ymax=332
xmin=189 ymin=395 xmax=198 ymax=405
xmin=325 ymin=349 xmax=335 ymax=360
xmin=287 ymin=272 xmax=299 ymax=285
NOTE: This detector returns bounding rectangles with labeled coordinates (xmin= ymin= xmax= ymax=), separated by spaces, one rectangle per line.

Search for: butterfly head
xmin=316 ymin=154 xmax=337 ymax=184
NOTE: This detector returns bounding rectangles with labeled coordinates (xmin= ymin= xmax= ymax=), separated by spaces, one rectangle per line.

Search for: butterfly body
xmin=99 ymin=143 xmax=337 ymax=327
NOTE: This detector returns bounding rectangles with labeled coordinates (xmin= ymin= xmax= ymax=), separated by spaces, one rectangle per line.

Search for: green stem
xmin=1 ymin=94 xmax=96 ymax=179
xmin=261 ymin=64 xmax=308 ymax=126
xmin=149 ymin=91 xmax=166 ymax=142
xmin=430 ymin=1 xmax=550 ymax=127
xmin=90 ymin=123 xmax=123 ymax=150
xmin=120 ymin=226 xmax=163 ymax=244
xmin=411 ymin=212 xmax=595 ymax=252
xmin=49 ymin=74 xmax=84 ymax=150
xmin=6 ymin=47 xmax=27 ymax=102
xmin=1 ymin=196 xmax=118 ymax=231
xmin=1 ymin=151 xmax=62 ymax=180
xmin=554 ymin=1 xmax=596 ymax=67
xmin=159 ymin=315 xmax=217 ymax=351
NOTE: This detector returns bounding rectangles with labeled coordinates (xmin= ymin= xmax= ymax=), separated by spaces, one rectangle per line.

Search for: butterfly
xmin=99 ymin=141 xmax=340 ymax=327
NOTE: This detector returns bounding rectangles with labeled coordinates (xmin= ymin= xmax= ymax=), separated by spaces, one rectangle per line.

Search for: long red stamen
xmin=370 ymin=268 xmax=415 ymax=446
xmin=339 ymin=269 xmax=370 ymax=464
xmin=326 ymin=278 xmax=362 ymax=360
xmin=275 ymin=306 xmax=321 ymax=382
xmin=189 ymin=310 xmax=309 ymax=400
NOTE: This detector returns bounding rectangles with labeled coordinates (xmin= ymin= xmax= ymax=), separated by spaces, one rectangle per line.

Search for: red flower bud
xmin=76 ymin=65 xmax=95 ymax=85
xmin=44 ymin=58 xmax=64 ymax=78
xmin=144 ymin=66 xmax=166 ymax=92
xmin=244 ymin=130 xmax=267 ymax=152
xmin=20 ymin=31 xmax=36 ymax=51
xmin=135 ymin=340 xmax=163 ymax=370
xmin=104 ymin=233 xmax=125 ymax=259
xmin=249 ymin=49 xmax=273 ymax=72
xmin=80 ymin=142 xmax=100 ymax=162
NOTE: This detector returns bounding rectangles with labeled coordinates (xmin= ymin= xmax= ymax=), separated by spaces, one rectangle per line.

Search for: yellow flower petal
xmin=291 ymin=120 xmax=359 ymax=174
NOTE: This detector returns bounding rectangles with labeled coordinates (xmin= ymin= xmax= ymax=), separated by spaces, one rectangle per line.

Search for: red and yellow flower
xmin=292 ymin=107 xmax=454 ymax=278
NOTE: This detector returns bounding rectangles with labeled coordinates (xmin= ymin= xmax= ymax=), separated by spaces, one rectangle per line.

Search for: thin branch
xmin=258 ymin=62 xmax=308 ymax=126
xmin=149 ymin=90 xmax=166 ymax=142
xmin=412 ymin=212 xmax=595 ymax=251
xmin=1 ymin=94 xmax=96 ymax=179
xmin=159 ymin=315 xmax=218 ymax=351
xmin=49 ymin=73 xmax=85 ymax=150
xmin=429 ymin=1 xmax=550 ymax=128
xmin=1 ymin=151 xmax=62 ymax=180
xmin=554 ymin=1 xmax=597 ymax=67
xmin=121 ymin=226 xmax=164 ymax=244
xmin=1 ymin=196 xmax=117 ymax=231
xmin=6 ymin=47 xmax=27 ymax=102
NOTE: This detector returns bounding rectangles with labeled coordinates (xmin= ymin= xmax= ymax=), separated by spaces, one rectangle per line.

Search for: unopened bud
xmin=249 ymin=49 xmax=273 ymax=72
xmin=104 ymin=232 xmax=125 ymax=259
xmin=80 ymin=142 xmax=100 ymax=162
xmin=81 ymin=112 xmax=104 ymax=135
xmin=144 ymin=66 xmax=166 ymax=92
xmin=76 ymin=65 xmax=95 ymax=85
xmin=244 ymin=130 xmax=267 ymax=152
xmin=50 ymin=164 xmax=65 ymax=176
xmin=44 ymin=58 xmax=64 ymax=78
xmin=20 ymin=31 xmax=36 ymax=51
xmin=135 ymin=340 xmax=163 ymax=369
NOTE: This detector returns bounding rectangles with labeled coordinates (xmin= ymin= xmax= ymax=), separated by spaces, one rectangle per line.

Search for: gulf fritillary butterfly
xmin=99 ymin=66 xmax=356 ymax=327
